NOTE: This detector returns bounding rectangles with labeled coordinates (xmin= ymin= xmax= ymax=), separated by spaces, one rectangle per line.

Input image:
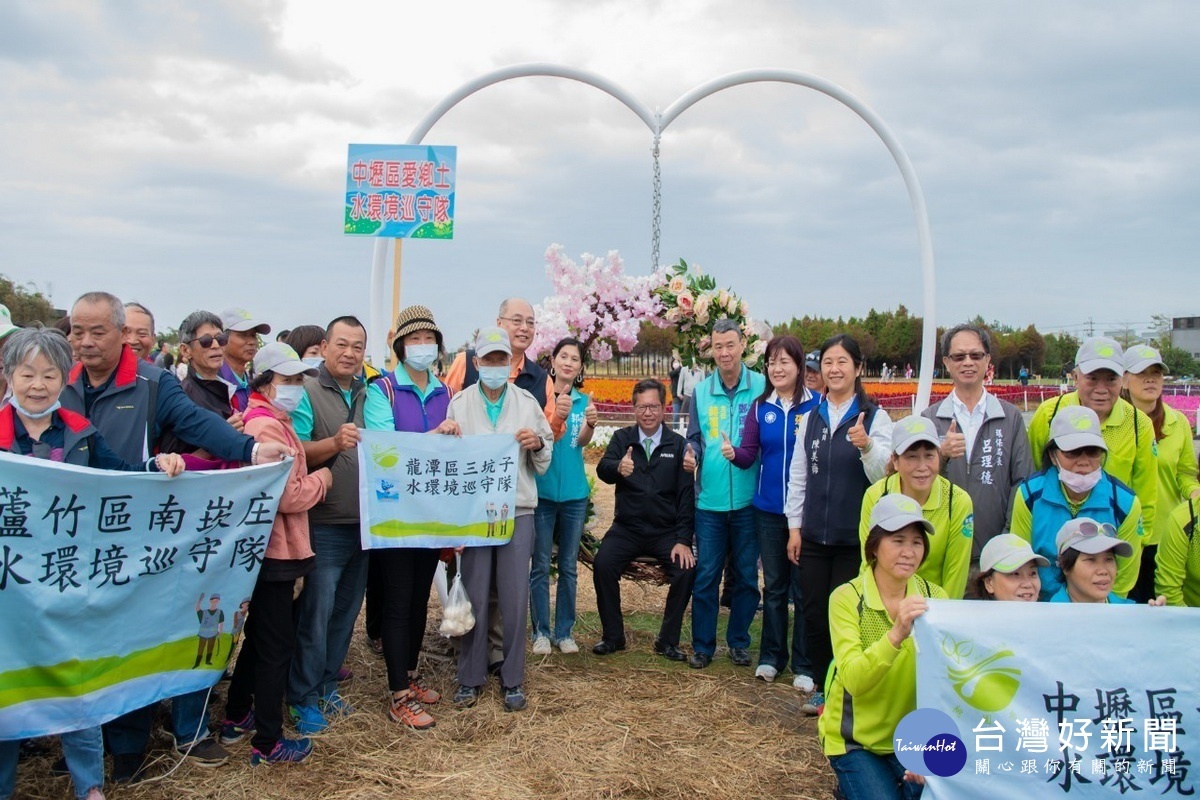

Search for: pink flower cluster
xmin=529 ymin=244 xmax=668 ymax=362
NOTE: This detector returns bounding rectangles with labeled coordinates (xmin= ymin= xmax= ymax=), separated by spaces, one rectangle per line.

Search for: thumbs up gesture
xmin=555 ymin=392 xmax=573 ymax=421
xmin=720 ymin=431 xmax=736 ymax=461
xmin=683 ymin=443 xmax=697 ymax=474
xmin=619 ymin=445 xmax=635 ymax=477
xmin=848 ymin=411 xmax=870 ymax=451
xmin=941 ymin=419 xmax=966 ymax=460
xmin=584 ymin=403 xmax=598 ymax=428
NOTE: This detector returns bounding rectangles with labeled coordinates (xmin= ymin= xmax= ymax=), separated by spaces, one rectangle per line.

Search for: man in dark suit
xmin=592 ymin=379 xmax=696 ymax=661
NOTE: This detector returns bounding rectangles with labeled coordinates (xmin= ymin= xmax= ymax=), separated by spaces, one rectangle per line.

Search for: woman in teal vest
xmin=530 ymin=338 xmax=596 ymax=655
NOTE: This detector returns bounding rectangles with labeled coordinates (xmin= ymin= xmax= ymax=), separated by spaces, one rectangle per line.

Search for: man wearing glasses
xmin=592 ymin=379 xmax=696 ymax=660
xmin=158 ymin=310 xmax=245 ymax=454
xmin=922 ymin=323 xmax=1034 ymax=572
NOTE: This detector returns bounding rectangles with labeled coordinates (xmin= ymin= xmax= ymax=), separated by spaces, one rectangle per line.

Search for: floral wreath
xmin=653 ymin=259 xmax=766 ymax=370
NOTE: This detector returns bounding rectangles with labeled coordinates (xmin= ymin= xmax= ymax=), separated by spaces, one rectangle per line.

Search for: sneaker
xmin=801 ymin=691 xmax=825 ymax=716
xmin=408 ymin=675 xmax=441 ymax=705
xmin=219 ymin=709 xmax=256 ymax=745
xmin=453 ymin=684 xmax=481 ymax=708
xmin=288 ymin=704 xmax=327 ymax=735
xmin=503 ymin=685 xmax=527 ymax=712
xmin=389 ymin=692 xmax=436 ymax=729
xmin=556 ymin=637 xmax=579 ymax=654
xmin=320 ymin=689 xmax=353 ymax=717
xmin=250 ymin=736 xmax=313 ymax=766
xmin=175 ymin=736 xmax=230 ymax=766
xmin=531 ymin=635 xmax=552 ymax=655
xmin=755 ymin=664 xmax=778 ymax=683
xmin=793 ymin=674 xmax=816 ymax=693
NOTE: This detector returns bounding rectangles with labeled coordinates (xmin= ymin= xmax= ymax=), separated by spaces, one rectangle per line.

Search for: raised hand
xmin=940 ymin=419 xmax=966 ymax=460
xmin=682 ymin=443 xmax=697 ymax=474
xmin=555 ymin=392 xmax=573 ymax=421
xmin=619 ymin=446 xmax=635 ymax=477
xmin=720 ymin=431 xmax=735 ymax=461
xmin=848 ymin=411 xmax=870 ymax=451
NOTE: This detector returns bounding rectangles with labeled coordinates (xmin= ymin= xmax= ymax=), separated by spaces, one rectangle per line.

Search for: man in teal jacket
xmin=684 ymin=319 xmax=766 ymax=669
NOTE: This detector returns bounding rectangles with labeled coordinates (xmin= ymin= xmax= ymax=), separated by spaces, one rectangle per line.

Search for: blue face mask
xmin=301 ymin=357 xmax=324 ymax=369
xmin=477 ymin=366 xmax=510 ymax=390
xmin=404 ymin=344 xmax=439 ymax=373
xmin=270 ymin=385 xmax=305 ymax=414
xmin=12 ymin=399 xmax=60 ymax=420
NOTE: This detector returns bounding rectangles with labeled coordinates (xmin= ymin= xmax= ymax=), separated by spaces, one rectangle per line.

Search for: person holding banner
xmin=1121 ymin=345 xmax=1200 ymax=602
xmin=221 ymin=343 xmax=331 ymax=765
xmin=784 ymin=334 xmax=892 ymax=715
xmin=1011 ymin=405 xmax=1144 ymax=600
xmin=858 ymin=415 xmax=975 ymax=600
xmin=363 ymin=304 xmax=458 ymax=729
xmin=0 ymin=326 xmax=190 ymax=800
xmin=1155 ymin=470 xmax=1200 ymax=606
xmin=820 ymin=493 xmax=944 ymax=800
xmin=1049 ymin=518 xmax=1140 ymax=604
xmin=530 ymin=337 xmax=596 ymax=657
xmin=969 ymin=533 xmax=1047 ymax=601
xmin=448 ymin=327 xmax=552 ymax=713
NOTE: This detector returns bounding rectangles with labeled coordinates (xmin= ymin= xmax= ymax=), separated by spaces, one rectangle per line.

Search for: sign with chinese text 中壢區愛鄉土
xmin=344 ymin=143 xmax=456 ymax=239
xmin=358 ymin=430 xmax=519 ymax=550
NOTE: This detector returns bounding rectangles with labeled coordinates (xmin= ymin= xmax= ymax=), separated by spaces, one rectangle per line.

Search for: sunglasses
xmin=1074 ymin=520 xmax=1118 ymax=539
xmin=946 ymin=351 xmax=988 ymax=362
xmin=188 ymin=333 xmax=230 ymax=349
xmin=1061 ymin=446 xmax=1105 ymax=459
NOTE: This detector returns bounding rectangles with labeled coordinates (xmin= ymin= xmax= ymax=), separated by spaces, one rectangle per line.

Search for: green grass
xmin=0 ymin=635 xmax=228 ymax=708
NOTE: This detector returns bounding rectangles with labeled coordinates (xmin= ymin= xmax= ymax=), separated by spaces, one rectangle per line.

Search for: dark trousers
xmin=1128 ymin=544 xmax=1157 ymax=604
xmin=799 ymin=541 xmax=861 ymax=690
xmin=593 ymin=529 xmax=695 ymax=647
xmin=756 ymin=509 xmax=812 ymax=678
xmin=375 ymin=547 xmax=441 ymax=692
xmin=226 ymin=576 xmax=297 ymax=754
xmin=365 ymin=551 xmax=384 ymax=641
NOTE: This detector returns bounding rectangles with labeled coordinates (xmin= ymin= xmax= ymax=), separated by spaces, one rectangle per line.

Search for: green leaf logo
xmin=942 ymin=634 xmax=1021 ymax=713
xmin=371 ymin=445 xmax=399 ymax=469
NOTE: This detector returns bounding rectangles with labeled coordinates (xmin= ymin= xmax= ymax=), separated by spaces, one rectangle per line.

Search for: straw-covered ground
xmin=17 ymin=459 xmax=836 ymax=800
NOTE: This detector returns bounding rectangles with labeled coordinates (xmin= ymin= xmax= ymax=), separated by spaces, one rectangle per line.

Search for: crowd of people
xmin=0 ymin=292 xmax=1197 ymax=800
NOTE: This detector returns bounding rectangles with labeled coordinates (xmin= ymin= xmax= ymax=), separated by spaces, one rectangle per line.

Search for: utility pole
xmin=1086 ymin=317 xmax=1095 ymax=337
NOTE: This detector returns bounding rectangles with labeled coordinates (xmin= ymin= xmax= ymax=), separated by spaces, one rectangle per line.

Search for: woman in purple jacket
xmin=363 ymin=305 xmax=459 ymax=730
xmin=724 ymin=335 xmax=820 ymax=689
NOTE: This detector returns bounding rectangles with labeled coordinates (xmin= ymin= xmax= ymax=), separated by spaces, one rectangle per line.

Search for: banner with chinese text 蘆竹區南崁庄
xmin=0 ymin=453 xmax=291 ymax=740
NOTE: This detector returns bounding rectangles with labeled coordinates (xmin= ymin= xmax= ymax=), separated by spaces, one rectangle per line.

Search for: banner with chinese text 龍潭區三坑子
xmin=912 ymin=598 xmax=1200 ymax=798
xmin=0 ymin=452 xmax=291 ymax=740
xmin=358 ymin=430 xmax=520 ymax=550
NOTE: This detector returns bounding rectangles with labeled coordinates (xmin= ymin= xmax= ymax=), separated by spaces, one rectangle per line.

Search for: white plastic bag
xmin=439 ymin=574 xmax=476 ymax=637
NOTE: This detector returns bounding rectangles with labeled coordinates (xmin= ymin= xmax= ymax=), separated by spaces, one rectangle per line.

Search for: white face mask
xmin=12 ymin=399 xmax=60 ymax=420
xmin=404 ymin=344 xmax=439 ymax=373
xmin=270 ymin=384 xmax=305 ymax=414
xmin=1057 ymin=464 xmax=1103 ymax=494
xmin=301 ymin=357 xmax=324 ymax=369
xmin=478 ymin=366 xmax=510 ymax=390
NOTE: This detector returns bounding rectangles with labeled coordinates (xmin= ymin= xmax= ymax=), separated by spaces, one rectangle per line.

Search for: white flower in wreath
xmin=665 ymin=307 xmax=682 ymax=323
xmin=668 ymin=275 xmax=687 ymax=294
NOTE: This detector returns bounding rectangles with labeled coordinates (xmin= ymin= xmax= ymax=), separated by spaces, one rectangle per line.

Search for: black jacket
xmin=596 ymin=425 xmax=694 ymax=547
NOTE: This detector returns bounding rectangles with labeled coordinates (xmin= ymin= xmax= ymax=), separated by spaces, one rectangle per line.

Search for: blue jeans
xmin=756 ymin=509 xmax=812 ymax=678
xmin=829 ymin=750 xmax=923 ymax=800
xmin=691 ymin=506 xmax=760 ymax=656
xmin=530 ymin=497 xmax=587 ymax=641
xmin=0 ymin=727 xmax=104 ymax=800
xmin=288 ymin=523 xmax=369 ymax=707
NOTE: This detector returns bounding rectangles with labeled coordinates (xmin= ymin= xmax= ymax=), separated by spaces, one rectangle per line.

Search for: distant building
xmin=1172 ymin=316 xmax=1200 ymax=361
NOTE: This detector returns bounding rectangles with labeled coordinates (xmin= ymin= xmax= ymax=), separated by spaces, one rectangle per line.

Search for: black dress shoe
xmin=111 ymin=753 xmax=148 ymax=784
xmin=729 ymin=647 xmax=751 ymax=666
xmin=653 ymin=640 xmax=686 ymax=662
xmin=488 ymin=660 xmax=504 ymax=676
xmin=688 ymin=652 xmax=712 ymax=669
xmin=591 ymin=639 xmax=626 ymax=656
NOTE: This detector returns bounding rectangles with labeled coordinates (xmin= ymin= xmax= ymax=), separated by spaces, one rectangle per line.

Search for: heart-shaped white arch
xmin=369 ymin=63 xmax=938 ymax=410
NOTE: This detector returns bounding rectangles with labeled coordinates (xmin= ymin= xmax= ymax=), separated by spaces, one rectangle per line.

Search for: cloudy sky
xmin=2 ymin=0 xmax=1197 ymax=362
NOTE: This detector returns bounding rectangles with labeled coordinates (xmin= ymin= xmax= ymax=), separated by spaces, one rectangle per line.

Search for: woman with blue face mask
xmin=362 ymin=305 xmax=459 ymax=729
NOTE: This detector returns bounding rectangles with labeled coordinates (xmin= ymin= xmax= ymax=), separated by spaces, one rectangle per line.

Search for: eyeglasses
xmin=188 ymin=333 xmax=230 ymax=349
xmin=946 ymin=351 xmax=988 ymax=362
xmin=635 ymin=404 xmax=662 ymax=413
xmin=499 ymin=316 xmax=536 ymax=329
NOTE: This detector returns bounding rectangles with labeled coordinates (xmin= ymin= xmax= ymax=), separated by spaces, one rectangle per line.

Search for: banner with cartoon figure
xmin=358 ymin=430 xmax=520 ymax=549
xmin=0 ymin=453 xmax=291 ymax=740
xmin=912 ymin=600 xmax=1200 ymax=797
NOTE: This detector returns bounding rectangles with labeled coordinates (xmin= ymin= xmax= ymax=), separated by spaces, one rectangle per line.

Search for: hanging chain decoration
xmin=650 ymin=131 xmax=662 ymax=272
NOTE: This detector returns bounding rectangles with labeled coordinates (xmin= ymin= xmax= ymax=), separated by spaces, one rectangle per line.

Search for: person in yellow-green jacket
xmin=859 ymin=415 xmax=974 ymax=599
xmin=1155 ymin=485 xmax=1200 ymax=607
xmin=1012 ymin=405 xmax=1144 ymax=599
xmin=821 ymin=493 xmax=946 ymax=800
xmin=1027 ymin=337 xmax=1158 ymax=538
xmin=1121 ymin=345 xmax=1200 ymax=602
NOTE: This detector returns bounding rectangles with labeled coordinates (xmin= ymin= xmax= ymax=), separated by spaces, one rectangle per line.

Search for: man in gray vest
xmin=286 ymin=316 xmax=369 ymax=734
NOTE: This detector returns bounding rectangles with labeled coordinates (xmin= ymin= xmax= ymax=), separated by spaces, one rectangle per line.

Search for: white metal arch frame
xmin=371 ymin=63 xmax=938 ymax=410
